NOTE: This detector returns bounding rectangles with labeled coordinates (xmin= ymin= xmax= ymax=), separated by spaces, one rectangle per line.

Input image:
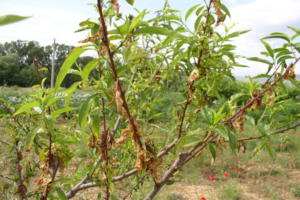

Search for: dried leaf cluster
xmin=213 ymin=0 xmax=224 ymax=17
xmin=235 ymin=111 xmax=246 ymax=134
xmin=37 ymin=163 xmax=52 ymax=188
xmin=283 ymin=64 xmax=296 ymax=80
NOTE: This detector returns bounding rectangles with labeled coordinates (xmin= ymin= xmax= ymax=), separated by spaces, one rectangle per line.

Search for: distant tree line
xmin=0 ymin=40 xmax=96 ymax=87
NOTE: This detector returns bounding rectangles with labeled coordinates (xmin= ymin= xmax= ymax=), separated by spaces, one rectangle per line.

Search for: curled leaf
xmin=195 ymin=150 xmax=203 ymax=158
xmin=112 ymin=81 xmax=124 ymax=121
xmin=234 ymin=111 xmax=246 ymax=134
xmin=188 ymin=69 xmax=200 ymax=82
xmin=115 ymin=124 xmax=132 ymax=147
xmin=267 ymin=85 xmax=275 ymax=106
xmin=79 ymin=26 xmax=103 ymax=43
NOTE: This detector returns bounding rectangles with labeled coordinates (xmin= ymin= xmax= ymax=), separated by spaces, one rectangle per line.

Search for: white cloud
xmin=228 ymin=0 xmax=236 ymax=4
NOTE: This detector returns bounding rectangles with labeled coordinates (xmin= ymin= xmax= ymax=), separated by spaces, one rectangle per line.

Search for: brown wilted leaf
xmin=283 ymin=63 xmax=296 ymax=80
xmin=58 ymin=156 xmax=66 ymax=173
xmin=290 ymin=64 xmax=296 ymax=79
xmin=238 ymin=141 xmax=246 ymax=153
xmin=188 ymin=69 xmax=200 ymax=82
xmin=135 ymin=150 xmax=145 ymax=174
xmin=115 ymin=124 xmax=132 ymax=147
xmin=17 ymin=183 xmax=27 ymax=198
xmin=267 ymin=85 xmax=275 ymax=106
xmin=88 ymin=134 xmax=96 ymax=148
xmin=38 ymin=164 xmax=52 ymax=188
xmin=79 ymin=26 xmax=103 ymax=43
xmin=213 ymin=0 xmax=224 ymax=17
xmin=249 ymin=91 xmax=263 ymax=111
xmin=131 ymin=120 xmax=142 ymax=152
xmin=100 ymin=43 xmax=108 ymax=56
xmin=112 ymin=81 xmax=124 ymax=121
xmin=217 ymin=136 xmax=227 ymax=149
xmin=195 ymin=150 xmax=203 ymax=158
xmin=235 ymin=111 xmax=246 ymax=134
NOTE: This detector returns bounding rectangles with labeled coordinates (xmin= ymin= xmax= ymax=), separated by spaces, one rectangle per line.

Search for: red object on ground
xmin=292 ymin=131 xmax=295 ymax=134
xmin=232 ymin=166 xmax=237 ymax=170
xmin=112 ymin=158 xmax=116 ymax=162
xmin=224 ymin=173 xmax=229 ymax=177
xmin=164 ymin=132 xmax=168 ymax=137
xmin=279 ymin=144 xmax=284 ymax=147
xmin=201 ymin=197 xmax=206 ymax=200
xmin=239 ymin=173 xmax=243 ymax=177
xmin=36 ymin=187 xmax=39 ymax=190
xmin=209 ymin=175 xmax=215 ymax=181
xmin=34 ymin=179 xmax=37 ymax=183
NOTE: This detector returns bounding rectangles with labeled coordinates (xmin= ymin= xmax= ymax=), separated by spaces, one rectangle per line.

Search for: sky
xmin=0 ymin=0 xmax=299 ymax=77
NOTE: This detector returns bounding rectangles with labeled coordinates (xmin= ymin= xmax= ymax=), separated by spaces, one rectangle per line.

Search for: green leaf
xmin=78 ymin=94 xmax=97 ymax=134
xmin=247 ymin=57 xmax=272 ymax=65
xmin=109 ymin=182 xmax=114 ymax=192
xmin=40 ymin=147 xmax=47 ymax=163
xmin=277 ymin=55 xmax=294 ymax=65
xmin=196 ymin=6 xmax=205 ymax=16
xmin=81 ymin=59 xmax=98 ymax=81
xmin=168 ymin=51 xmax=187 ymax=72
xmin=230 ymin=93 xmax=248 ymax=101
xmin=79 ymin=18 xmax=100 ymax=27
xmin=75 ymin=157 xmax=88 ymax=174
xmin=221 ymin=4 xmax=231 ymax=18
xmin=25 ymin=126 xmax=41 ymax=150
xmin=257 ymin=125 xmax=270 ymax=140
xmin=63 ymin=82 xmax=80 ymax=111
xmin=253 ymin=137 xmax=268 ymax=156
xmin=215 ymin=127 xmax=229 ymax=140
xmin=228 ymin=131 xmax=238 ymax=157
xmin=44 ymin=115 xmax=54 ymax=134
xmin=128 ymin=13 xmax=143 ymax=34
xmin=13 ymin=101 xmax=40 ymax=116
xmin=185 ymin=4 xmax=200 ymax=21
xmin=52 ymin=107 xmax=78 ymax=118
xmin=252 ymin=74 xmax=270 ymax=79
xmin=92 ymin=112 xmax=100 ymax=138
xmin=55 ymin=45 xmax=91 ymax=92
xmin=266 ymin=143 xmax=274 ymax=160
xmin=260 ymin=39 xmax=274 ymax=59
xmin=224 ymin=30 xmax=250 ymax=41
xmin=263 ymin=33 xmax=290 ymax=43
xmin=209 ymin=143 xmax=216 ymax=165
xmin=194 ymin=15 xmax=203 ymax=32
xmin=134 ymin=27 xmax=186 ymax=38
xmin=0 ymin=15 xmax=31 ymax=26
xmin=148 ymin=113 xmax=164 ymax=121
xmin=125 ymin=0 xmax=134 ymax=6
xmin=55 ymin=187 xmax=68 ymax=200
xmin=288 ymin=26 xmax=300 ymax=35
xmin=108 ymin=64 xmax=131 ymax=87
